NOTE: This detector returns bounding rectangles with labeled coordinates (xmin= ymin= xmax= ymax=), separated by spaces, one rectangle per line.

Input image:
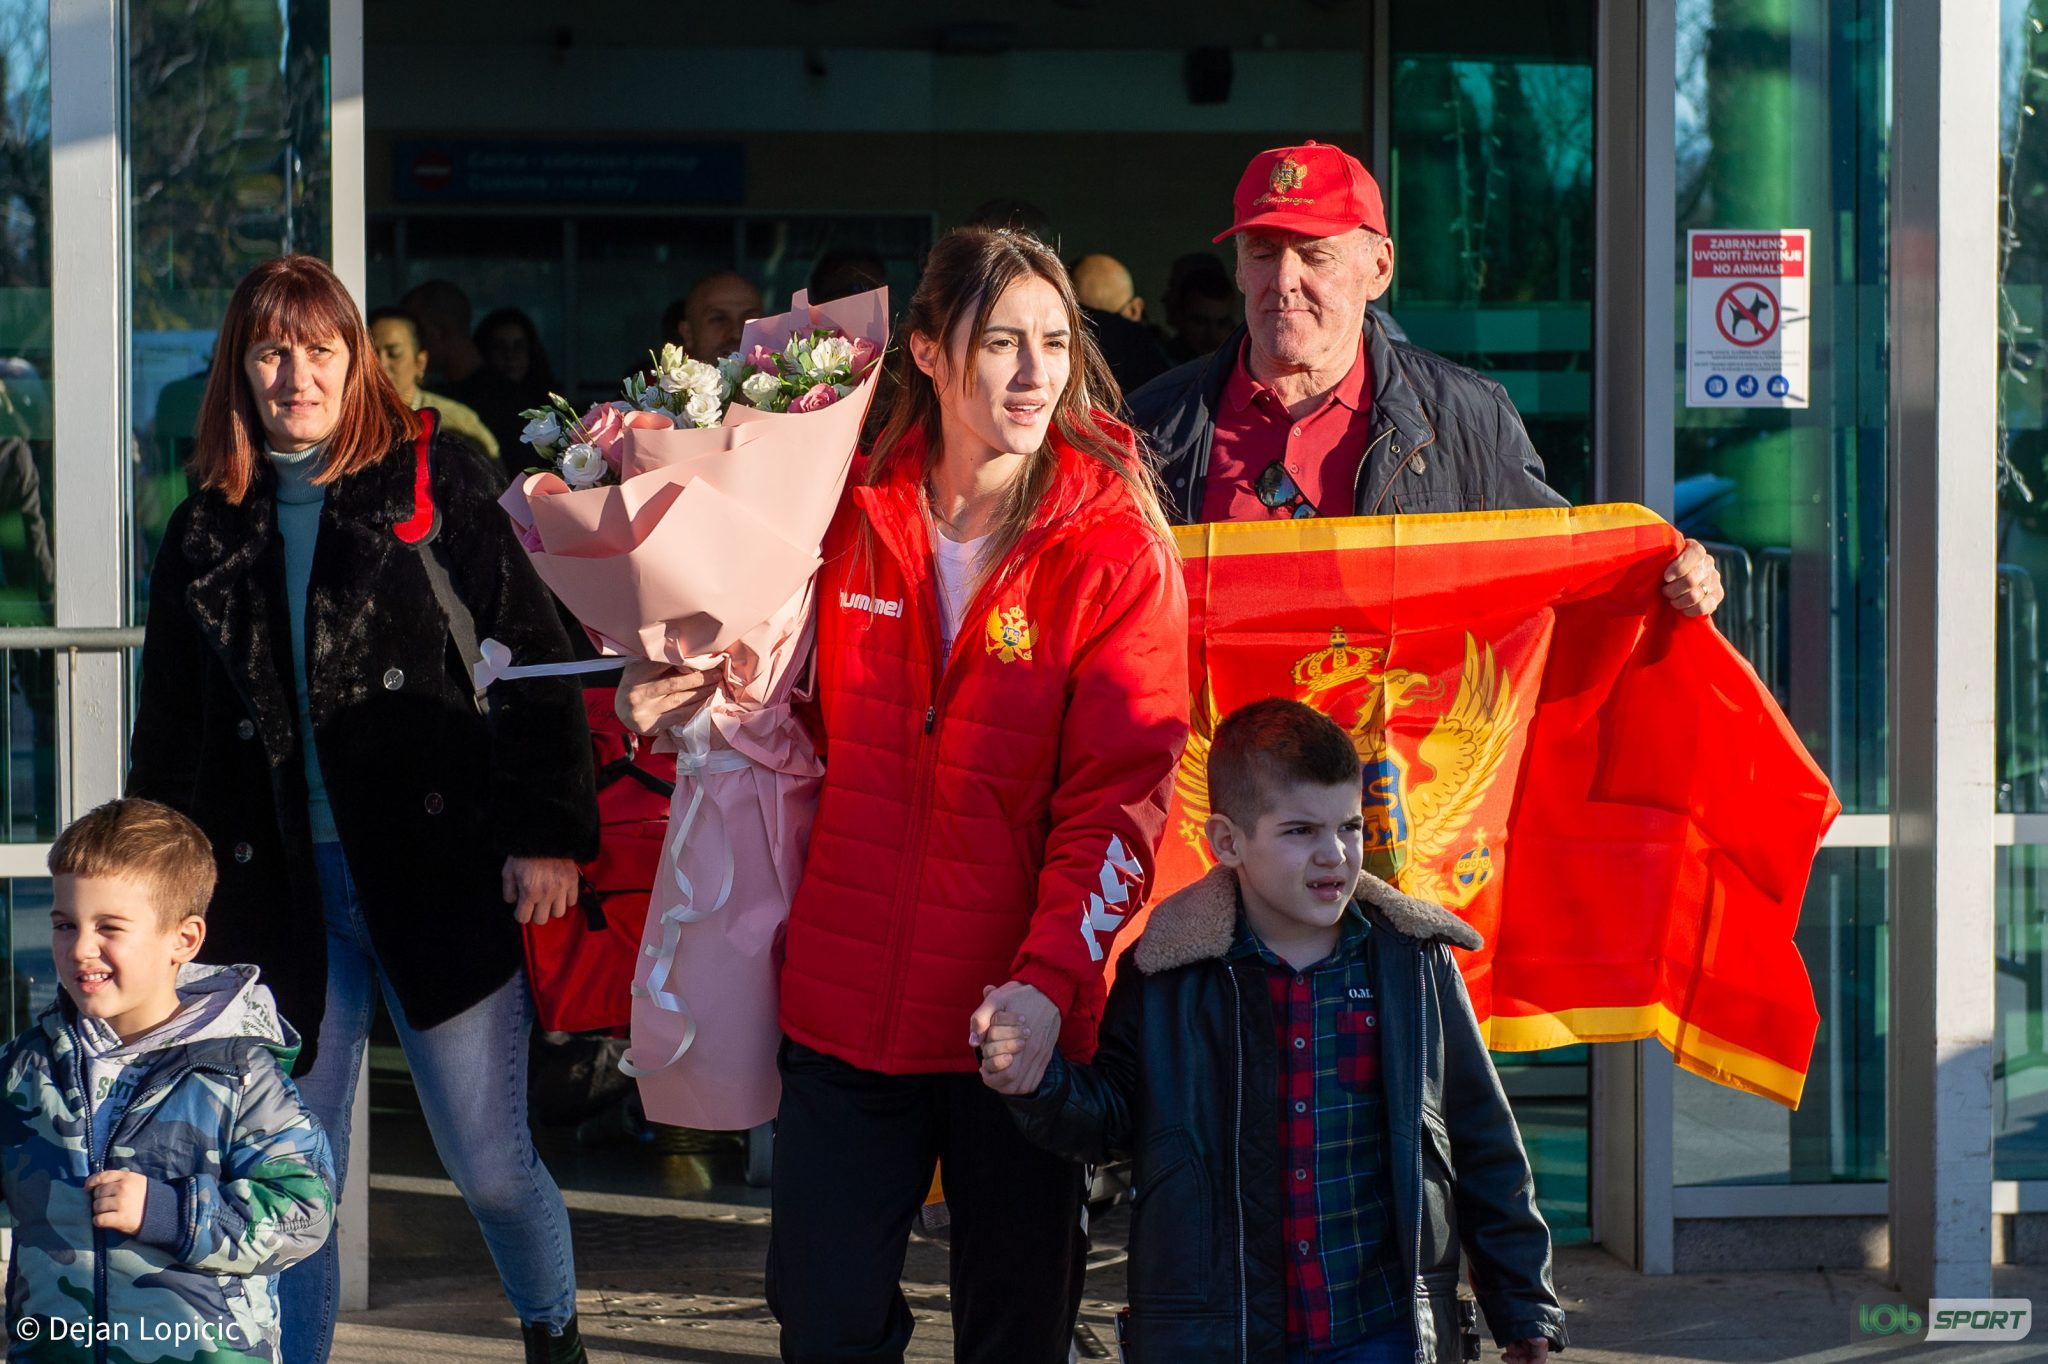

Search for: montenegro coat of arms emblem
xmin=1173 ymin=627 xmax=1513 ymax=909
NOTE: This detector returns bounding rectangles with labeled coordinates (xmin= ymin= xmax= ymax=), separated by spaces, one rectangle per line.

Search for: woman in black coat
xmin=127 ymin=255 xmax=598 ymax=1364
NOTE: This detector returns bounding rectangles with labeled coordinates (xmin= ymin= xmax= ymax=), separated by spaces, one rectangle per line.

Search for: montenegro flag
xmin=1147 ymin=503 xmax=1838 ymax=1108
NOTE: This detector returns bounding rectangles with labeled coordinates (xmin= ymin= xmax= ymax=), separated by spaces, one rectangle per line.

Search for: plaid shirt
xmin=1232 ymin=907 xmax=1406 ymax=1349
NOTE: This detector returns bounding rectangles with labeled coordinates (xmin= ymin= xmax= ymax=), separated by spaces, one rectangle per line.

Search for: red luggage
xmin=522 ymin=689 xmax=676 ymax=1033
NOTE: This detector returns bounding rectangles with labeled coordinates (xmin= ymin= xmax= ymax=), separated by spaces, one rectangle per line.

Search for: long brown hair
xmin=192 ymin=255 xmax=420 ymax=504
xmin=864 ymin=227 xmax=1172 ymax=578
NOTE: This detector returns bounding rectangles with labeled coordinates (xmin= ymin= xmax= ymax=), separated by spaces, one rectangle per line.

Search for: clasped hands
xmin=970 ymin=981 xmax=1061 ymax=1095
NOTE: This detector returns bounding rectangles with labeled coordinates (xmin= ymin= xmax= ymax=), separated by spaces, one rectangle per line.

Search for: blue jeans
xmin=279 ymin=843 xmax=577 ymax=1363
xmin=1286 ymin=1321 xmax=1415 ymax=1364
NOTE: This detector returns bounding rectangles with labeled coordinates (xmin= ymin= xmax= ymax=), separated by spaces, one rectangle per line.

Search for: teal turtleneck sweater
xmin=267 ymin=444 xmax=339 ymax=845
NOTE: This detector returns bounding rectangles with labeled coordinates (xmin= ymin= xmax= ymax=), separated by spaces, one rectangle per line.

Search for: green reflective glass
xmin=1387 ymin=3 xmax=1595 ymax=503
xmin=1997 ymin=846 xmax=2048 ymax=1178
xmin=128 ymin=0 xmax=333 ymax=608
xmin=1389 ymin=0 xmax=1596 ymax=1238
xmin=1670 ymin=0 xmax=1890 ymax=1185
xmin=1674 ymin=0 xmax=1889 ymax=818
xmin=2000 ymin=5 xmax=2048 ymax=815
xmin=0 ymin=0 xmax=58 ymax=849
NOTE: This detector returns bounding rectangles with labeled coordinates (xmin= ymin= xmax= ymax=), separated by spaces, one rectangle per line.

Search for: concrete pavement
xmin=332 ymin=1106 xmax=2048 ymax=1363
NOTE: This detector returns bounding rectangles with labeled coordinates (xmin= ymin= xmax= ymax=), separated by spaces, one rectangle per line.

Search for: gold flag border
xmin=1485 ymin=1005 xmax=1805 ymax=1108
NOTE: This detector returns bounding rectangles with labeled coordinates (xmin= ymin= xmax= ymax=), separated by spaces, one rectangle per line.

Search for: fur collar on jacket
xmin=171 ymin=428 xmax=448 ymax=769
xmin=1131 ymin=865 xmax=1484 ymax=976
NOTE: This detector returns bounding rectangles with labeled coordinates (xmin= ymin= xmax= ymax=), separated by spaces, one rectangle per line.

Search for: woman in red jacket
xmin=620 ymin=226 xmax=1189 ymax=1361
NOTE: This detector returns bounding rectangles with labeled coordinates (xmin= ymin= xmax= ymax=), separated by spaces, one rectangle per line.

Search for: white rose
xmin=557 ymin=442 xmax=610 ymax=488
xmin=717 ymin=354 xmax=748 ymax=390
xmin=685 ymin=391 xmax=723 ymax=428
xmin=740 ymin=370 xmax=782 ymax=408
xmin=521 ymin=411 xmax=563 ymax=449
xmin=652 ymin=344 xmax=691 ymax=392
xmin=681 ymin=358 xmax=723 ymax=398
xmin=811 ymin=335 xmax=856 ymax=375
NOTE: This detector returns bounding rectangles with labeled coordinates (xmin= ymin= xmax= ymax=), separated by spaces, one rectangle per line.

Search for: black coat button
xmin=232 ymin=842 xmax=253 ymax=864
xmin=382 ymin=668 xmax=404 ymax=690
xmin=424 ymin=792 xmax=444 ymax=815
xmin=236 ymin=719 xmax=255 ymax=741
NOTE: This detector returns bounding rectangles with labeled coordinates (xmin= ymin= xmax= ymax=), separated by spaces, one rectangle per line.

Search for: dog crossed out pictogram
xmin=1715 ymin=282 xmax=1779 ymax=347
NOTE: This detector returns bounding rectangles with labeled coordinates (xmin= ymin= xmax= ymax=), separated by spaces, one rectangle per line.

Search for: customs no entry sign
xmin=1687 ymin=230 xmax=1810 ymax=409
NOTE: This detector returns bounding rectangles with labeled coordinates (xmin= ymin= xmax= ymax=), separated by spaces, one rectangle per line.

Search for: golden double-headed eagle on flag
xmin=1173 ymin=628 xmax=1515 ymax=909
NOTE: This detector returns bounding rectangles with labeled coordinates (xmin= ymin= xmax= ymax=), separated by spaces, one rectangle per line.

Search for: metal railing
xmin=0 ymin=628 xmax=145 ymax=1032
xmin=0 ymin=628 xmax=143 ymax=855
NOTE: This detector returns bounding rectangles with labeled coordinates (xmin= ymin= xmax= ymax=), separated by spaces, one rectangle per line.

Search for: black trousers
xmin=766 ymin=1038 xmax=1087 ymax=1364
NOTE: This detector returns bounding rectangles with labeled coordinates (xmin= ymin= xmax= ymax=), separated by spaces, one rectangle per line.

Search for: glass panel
xmin=1494 ymin=1045 xmax=1589 ymax=1244
xmin=0 ymin=1 xmax=57 ymax=850
xmin=1386 ymin=2 xmax=1597 ymax=503
xmin=1997 ymin=845 xmax=2048 ymax=1177
xmin=1673 ymin=0 xmax=1889 ymax=814
xmin=1675 ymin=848 xmax=1886 ymax=1185
xmin=2000 ymin=4 xmax=2048 ymax=814
xmin=128 ymin=0 xmax=333 ymax=607
xmin=2 ymin=876 xmax=54 ymax=1037
xmin=1390 ymin=0 xmax=1596 ymax=1236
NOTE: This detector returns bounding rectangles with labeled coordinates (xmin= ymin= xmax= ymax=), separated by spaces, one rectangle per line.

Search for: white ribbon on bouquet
xmin=474 ymin=637 xmax=750 ymax=1076
xmin=619 ymin=704 xmax=755 ymax=1078
xmin=471 ymin=637 xmax=627 ymax=689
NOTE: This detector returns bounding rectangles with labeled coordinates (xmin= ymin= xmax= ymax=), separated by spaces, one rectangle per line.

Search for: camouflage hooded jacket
xmin=0 ymin=963 xmax=335 ymax=1363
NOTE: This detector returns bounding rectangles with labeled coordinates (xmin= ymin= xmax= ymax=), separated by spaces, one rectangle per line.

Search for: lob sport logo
xmin=1855 ymin=1298 xmax=2032 ymax=1343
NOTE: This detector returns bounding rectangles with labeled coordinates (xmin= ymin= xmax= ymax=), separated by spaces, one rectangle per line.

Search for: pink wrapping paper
xmin=500 ymin=285 xmax=889 ymax=662
xmin=498 ymin=287 xmax=890 ymax=1131
xmin=628 ymin=584 xmax=822 ymax=1131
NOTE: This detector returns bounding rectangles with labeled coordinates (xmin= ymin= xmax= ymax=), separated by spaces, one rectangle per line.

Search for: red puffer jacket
xmin=779 ymin=423 xmax=1190 ymax=1074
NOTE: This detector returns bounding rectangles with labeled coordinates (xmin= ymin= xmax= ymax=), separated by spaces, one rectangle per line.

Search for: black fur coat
xmin=127 ymin=425 xmax=599 ymax=1070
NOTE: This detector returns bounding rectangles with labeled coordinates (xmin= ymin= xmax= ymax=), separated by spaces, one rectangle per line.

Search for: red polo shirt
xmin=1199 ymin=336 xmax=1376 ymax=522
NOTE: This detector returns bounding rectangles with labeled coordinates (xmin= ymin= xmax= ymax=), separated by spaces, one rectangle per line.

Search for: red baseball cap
xmin=1213 ymin=140 xmax=1388 ymax=243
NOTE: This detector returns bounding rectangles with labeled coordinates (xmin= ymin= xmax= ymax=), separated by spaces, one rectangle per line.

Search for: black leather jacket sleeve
xmin=1006 ymin=961 xmax=1147 ymax=1166
xmin=1434 ymin=947 xmax=1570 ymax=1350
xmin=1485 ymin=384 xmax=1569 ymax=512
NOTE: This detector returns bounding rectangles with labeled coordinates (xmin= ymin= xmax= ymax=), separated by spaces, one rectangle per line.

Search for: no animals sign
xmin=1686 ymin=230 xmax=1811 ymax=410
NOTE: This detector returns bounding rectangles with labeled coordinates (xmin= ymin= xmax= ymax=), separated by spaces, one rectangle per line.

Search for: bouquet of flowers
xmin=492 ymin=286 xmax=890 ymax=1131
xmin=515 ymin=326 xmax=883 ymax=490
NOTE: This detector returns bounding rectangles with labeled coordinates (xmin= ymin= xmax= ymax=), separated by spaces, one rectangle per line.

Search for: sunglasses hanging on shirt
xmin=1255 ymin=460 xmax=1320 ymax=519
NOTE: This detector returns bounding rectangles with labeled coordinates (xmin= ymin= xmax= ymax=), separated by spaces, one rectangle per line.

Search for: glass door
xmin=1385 ymin=0 xmax=1597 ymax=1243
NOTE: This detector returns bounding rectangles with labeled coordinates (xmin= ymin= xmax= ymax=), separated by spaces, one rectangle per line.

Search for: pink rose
xmin=849 ymin=336 xmax=881 ymax=377
xmin=789 ymin=383 xmax=840 ymax=413
xmin=575 ymin=403 xmax=628 ymax=458
xmin=746 ymin=343 xmax=778 ymax=374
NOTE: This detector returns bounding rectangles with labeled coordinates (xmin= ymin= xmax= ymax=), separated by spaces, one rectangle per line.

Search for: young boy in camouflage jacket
xmin=0 ymin=799 xmax=334 ymax=1362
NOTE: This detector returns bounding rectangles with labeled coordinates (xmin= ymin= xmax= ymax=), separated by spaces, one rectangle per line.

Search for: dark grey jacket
xmin=1129 ymin=314 xmax=1567 ymax=523
xmin=1008 ymin=866 xmax=1567 ymax=1364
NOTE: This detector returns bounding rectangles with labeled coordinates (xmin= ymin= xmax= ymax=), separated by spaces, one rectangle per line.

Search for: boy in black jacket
xmin=978 ymin=698 xmax=1566 ymax=1363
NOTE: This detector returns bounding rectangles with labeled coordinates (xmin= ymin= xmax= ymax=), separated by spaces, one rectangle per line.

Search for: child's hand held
xmin=970 ymin=981 xmax=1061 ymax=1096
xmin=974 ymin=1012 xmax=1031 ymax=1085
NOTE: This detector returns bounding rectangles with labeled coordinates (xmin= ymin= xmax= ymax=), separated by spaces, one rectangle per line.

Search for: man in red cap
xmin=1130 ymin=139 xmax=1721 ymax=616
